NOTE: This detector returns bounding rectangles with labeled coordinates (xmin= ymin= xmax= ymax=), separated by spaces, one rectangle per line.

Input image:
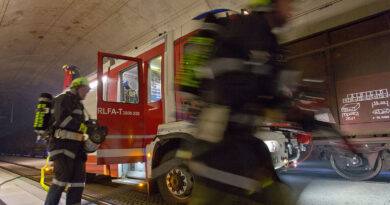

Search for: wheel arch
xmin=148 ymin=132 xmax=195 ymax=198
xmin=152 ymin=132 xmax=195 ymax=169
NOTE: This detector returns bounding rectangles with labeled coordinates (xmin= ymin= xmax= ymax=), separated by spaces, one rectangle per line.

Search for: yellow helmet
xmin=249 ymin=0 xmax=274 ymax=11
xmin=71 ymin=77 xmax=89 ymax=88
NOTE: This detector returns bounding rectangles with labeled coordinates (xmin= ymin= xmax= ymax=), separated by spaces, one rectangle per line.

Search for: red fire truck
xmin=80 ymin=10 xmax=308 ymax=204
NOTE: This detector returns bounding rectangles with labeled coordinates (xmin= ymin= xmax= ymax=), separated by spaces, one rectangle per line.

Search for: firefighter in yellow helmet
xmin=45 ymin=77 xmax=90 ymax=205
xmin=185 ymin=0 xmax=295 ymax=204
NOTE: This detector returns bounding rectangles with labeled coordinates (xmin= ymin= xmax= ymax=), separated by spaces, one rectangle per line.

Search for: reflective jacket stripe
xmin=189 ymin=161 xmax=262 ymax=193
xmin=52 ymin=178 xmax=68 ymax=187
xmin=49 ymin=149 xmax=76 ymax=159
xmin=72 ymin=109 xmax=83 ymax=115
xmin=54 ymin=129 xmax=84 ymax=141
xmin=52 ymin=179 xmax=85 ymax=188
xmin=38 ymin=97 xmax=52 ymax=102
xmin=59 ymin=116 xmax=73 ymax=128
xmin=68 ymin=182 xmax=85 ymax=187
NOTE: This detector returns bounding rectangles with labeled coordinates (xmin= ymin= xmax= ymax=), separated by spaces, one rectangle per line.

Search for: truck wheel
xmin=157 ymin=150 xmax=194 ymax=205
xmin=330 ymin=153 xmax=382 ymax=181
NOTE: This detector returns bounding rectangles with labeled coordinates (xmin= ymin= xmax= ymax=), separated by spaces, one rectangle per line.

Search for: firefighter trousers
xmin=44 ymin=154 xmax=86 ymax=205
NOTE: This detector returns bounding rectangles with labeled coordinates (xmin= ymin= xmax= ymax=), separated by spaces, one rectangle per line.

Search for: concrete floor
xmin=2 ymin=156 xmax=390 ymax=205
xmin=0 ymin=167 xmax=92 ymax=205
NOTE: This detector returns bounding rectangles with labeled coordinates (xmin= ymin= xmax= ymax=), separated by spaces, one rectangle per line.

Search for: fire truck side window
xmin=101 ymin=56 xmax=140 ymax=104
xmin=120 ymin=65 xmax=139 ymax=104
xmin=147 ymin=56 xmax=162 ymax=103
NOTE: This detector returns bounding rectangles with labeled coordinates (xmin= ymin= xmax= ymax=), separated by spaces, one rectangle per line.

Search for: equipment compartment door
xmin=97 ymin=52 xmax=146 ymax=165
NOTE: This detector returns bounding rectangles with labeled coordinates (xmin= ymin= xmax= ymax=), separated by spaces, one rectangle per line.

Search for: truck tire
xmin=330 ymin=153 xmax=382 ymax=181
xmin=157 ymin=150 xmax=194 ymax=205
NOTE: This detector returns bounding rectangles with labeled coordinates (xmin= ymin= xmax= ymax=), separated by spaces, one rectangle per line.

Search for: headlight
xmin=264 ymin=140 xmax=280 ymax=152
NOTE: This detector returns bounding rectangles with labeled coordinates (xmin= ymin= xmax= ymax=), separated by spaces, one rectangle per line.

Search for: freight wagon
xmin=284 ymin=9 xmax=390 ymax=180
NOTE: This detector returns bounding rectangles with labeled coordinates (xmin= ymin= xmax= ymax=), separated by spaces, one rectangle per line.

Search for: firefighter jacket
xmin=48 ymin=88 xmax=87 ymax=161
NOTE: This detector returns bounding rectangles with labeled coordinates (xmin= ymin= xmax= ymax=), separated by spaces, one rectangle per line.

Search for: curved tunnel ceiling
xmin=0 ymin=0 xmax=389 ymax=138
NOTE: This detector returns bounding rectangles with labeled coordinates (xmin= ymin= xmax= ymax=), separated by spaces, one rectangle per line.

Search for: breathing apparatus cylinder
xmin=83 ymin=120 xmax=107 ymax=153
xmin=33 ymin=93 xmax=53 ymax=141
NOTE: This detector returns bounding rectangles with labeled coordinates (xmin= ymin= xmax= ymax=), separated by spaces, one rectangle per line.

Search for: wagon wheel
xmin=330 ymin=152 xmax=382 ymax=181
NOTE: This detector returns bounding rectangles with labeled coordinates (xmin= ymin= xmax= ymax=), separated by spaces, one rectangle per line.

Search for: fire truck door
xmin=96 ymin=52 xmax=146 ymax=165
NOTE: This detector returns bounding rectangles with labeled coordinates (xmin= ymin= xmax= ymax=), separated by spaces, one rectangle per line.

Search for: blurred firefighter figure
xmin=180 ymin=0 xmax=298 ymax=204
xmin=44 ymin=77 xmax=90 ymax=205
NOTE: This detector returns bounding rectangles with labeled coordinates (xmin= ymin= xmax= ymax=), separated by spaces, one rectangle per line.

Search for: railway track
xmin=0 ymin=158 xmax=166 ymax=205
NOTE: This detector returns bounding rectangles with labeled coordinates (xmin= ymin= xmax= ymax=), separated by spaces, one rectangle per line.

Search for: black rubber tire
xmin=330 ymin=153 xmax=382 ymax=181
xmin=157 ymin=150 xmax=193 ymax=205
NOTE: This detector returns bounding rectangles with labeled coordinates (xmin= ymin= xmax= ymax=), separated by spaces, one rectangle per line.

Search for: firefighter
xmin=186 ymin=0 xmax=296 ymax=204
xmin=62 ymin=65 xmax=81 ymax=90
xmin=44 ymin=77 xmax=90 ymax=205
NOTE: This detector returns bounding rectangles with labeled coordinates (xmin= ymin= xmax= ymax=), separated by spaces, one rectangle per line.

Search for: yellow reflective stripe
xmin=34 ymin=104 xmax=48 ymax=128
xmin=176 ymin=150 xmax=192 ymax=159
xmin=250 ymin=0 xmax=271 ymax=6
xmin=188 ymin=36 xmax=215 ymax=45
xmin=176 ymin=36 xmax=215 ymax=88
xmin=40 ymin=156 xmax=50 ymax=192
xmin=78 ymin=123 xmax=87 ymax=134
